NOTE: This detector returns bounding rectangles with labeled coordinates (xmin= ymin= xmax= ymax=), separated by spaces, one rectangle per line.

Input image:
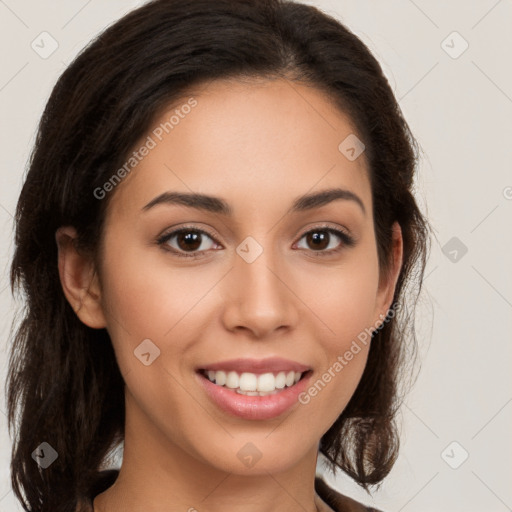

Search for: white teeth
xmin=204 ymin=369 xmax=304 ymax=392
xmin=239 ymin=372 xmax=258 ymax=391
xmin=237 ymin=389 xmax=280 ymax=396
xmin=275 ymin=372 xmax=286 ymax=389
xmin=257 ymin=373 xmax=275 ymax=392
xmin=235 ymin=389 xmax=259 ymax=396
xmin=225 ymin=371 xmax=239 ymax=389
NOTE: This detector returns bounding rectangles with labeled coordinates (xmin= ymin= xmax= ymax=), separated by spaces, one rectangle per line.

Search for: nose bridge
xmin=221 ymin=233 xmax=298 ymax=337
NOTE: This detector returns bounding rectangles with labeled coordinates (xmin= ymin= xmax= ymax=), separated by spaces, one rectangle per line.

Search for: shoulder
xmin=315 ymin=476 xmax=384 ymax=512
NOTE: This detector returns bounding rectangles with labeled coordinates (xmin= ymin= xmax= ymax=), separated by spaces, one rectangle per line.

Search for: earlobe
xmin=374 ymin=222 xmax=403 ymax=326
xmin=55 ymin=226 xmax=107 ymax=329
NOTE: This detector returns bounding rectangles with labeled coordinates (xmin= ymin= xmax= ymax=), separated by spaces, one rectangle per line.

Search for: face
xmin=69 ymin=78 xmax=401 ymax=476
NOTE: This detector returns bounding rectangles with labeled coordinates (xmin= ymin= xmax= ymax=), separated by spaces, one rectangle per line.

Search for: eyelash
xmin=156 ymin=224 xmax=355 ymax=259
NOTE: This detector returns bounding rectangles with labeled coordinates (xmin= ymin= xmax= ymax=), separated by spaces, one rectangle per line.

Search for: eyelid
xmin=293 ymin=223 xmax=355 ymax=255
xmin=295 ymin=222 xmax=354 ymax=242
xmin=156 ymin=225 xmax=220 ymax=254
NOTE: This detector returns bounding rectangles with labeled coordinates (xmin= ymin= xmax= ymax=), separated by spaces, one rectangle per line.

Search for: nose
xmin=221 ymin=243 xmax=300 ymax=339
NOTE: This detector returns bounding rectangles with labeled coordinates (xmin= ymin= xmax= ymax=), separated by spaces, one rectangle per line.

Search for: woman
xmin=7 ymin=0 xmax=430 ymax=511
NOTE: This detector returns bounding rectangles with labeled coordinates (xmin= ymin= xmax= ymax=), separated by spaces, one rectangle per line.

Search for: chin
xmin=192 ymin=435 xmax=316 ymax=476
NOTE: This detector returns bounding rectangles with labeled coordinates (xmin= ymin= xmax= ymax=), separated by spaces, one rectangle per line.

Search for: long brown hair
xmin=7 ymin=0 xmax=430 ymax=510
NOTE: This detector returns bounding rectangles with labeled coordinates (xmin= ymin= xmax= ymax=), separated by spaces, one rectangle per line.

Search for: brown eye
xmin=295 ymin=227 xmax=355 ymax=256
xmin=175 ymin=231 xmax=202 ymax=251
xmin=157 ymin=228 xmax=219 ymax=258
xmin=305 ymin=231 xmax=330 ymax=251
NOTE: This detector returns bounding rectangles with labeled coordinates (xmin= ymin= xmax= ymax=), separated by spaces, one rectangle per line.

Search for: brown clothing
xmin=83 ymin=470 xmax=383 ymax=512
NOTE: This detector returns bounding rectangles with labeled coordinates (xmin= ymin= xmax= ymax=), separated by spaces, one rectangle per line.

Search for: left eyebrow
xmin=289 ymin=188 xmax=366 ymax=216
xmin=142 ymin=187 xmax=366 ymax=216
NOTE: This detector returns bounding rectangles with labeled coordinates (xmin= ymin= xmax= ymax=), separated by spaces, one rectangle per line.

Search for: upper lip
xmin=198 ymin=357 xmax=311 ymax=374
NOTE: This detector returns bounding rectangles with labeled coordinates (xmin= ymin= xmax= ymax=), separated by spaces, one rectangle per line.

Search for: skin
xmin=56 ymin=78 xmax=403 ymax=512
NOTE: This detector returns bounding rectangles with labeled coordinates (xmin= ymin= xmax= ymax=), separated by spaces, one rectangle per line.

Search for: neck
xmin=94 ymin=393 xmax=330 ymax=512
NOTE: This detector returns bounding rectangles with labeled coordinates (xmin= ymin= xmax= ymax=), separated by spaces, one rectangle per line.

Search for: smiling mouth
xmin=198 ymin=369 xmax=311 ymax=396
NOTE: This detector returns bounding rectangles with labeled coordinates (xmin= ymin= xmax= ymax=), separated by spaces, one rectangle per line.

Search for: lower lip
xmin=196 ymin=371 xmax=312 ymax=420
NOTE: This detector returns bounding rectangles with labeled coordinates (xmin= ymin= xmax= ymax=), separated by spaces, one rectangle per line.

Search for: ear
xmin=373 ymin=222 xmax=403 ymax=326
xmin=55 ymin=226 xmax=107 ymax=329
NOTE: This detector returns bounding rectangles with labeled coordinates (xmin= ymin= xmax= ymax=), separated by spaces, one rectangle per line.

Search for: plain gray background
xmin=1 ymin=1 xmax=511 ymax=511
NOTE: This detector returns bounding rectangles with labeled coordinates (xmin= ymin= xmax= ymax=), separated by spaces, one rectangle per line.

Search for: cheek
xmin=293 ymin=249 xmax=380 ymax=422
xmin=99 ymin=235 xmax=218 ymax=341
xmin=97 ymin=234 xmax=233 ymax=402
xmin=97 ymin=239 xmax=210 ymax=436
xmin=296 ymin=246 xmax=380 ymax=348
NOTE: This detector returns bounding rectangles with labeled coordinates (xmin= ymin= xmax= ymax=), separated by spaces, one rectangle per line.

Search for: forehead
xmin=106 ymin=78 xmax=372 ymax=219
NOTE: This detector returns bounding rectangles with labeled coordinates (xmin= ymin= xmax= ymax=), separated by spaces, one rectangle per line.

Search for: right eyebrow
xmin=142 ymin=191 xmax=232 ymax=215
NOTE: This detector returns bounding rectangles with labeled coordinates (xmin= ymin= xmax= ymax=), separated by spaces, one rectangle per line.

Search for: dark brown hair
xmin=7 ymin=0 xmax=430 ymax=510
